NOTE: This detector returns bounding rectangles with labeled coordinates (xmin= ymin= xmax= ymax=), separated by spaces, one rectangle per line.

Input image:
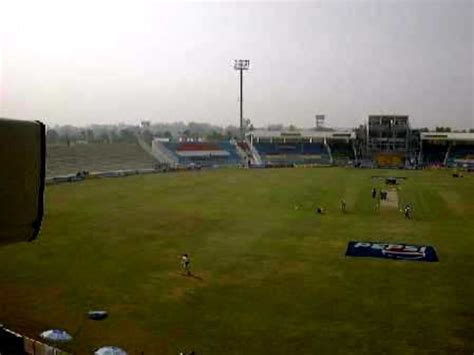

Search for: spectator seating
xmin=253 ymin=141 xmax=330 ymax=165
xmin=329 ymin=142 xmax=355 ymax=164
xmin=46 ymin=143 xmax=156 ymax=177
xmin=422 ymin=143 xmax=448 ymax=165
xmin=446 ymin=144 xmax=474 ymax=166
xmin=163 ymin=141 xmax=242 ymax=166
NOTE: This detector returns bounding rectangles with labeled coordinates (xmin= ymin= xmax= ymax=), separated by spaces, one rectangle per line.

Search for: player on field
xmin=372 ymin=187 xmax=377 ymax=199
xmin=340 ymin=199 xmax=347 ymax=213
xmin=404 ymin=204 xmax=412 ymax=219
xmin=181 ymin=254 xmax=191 ymax=276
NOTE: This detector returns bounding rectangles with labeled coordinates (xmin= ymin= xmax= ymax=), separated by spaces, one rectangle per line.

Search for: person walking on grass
xmin=404 ymin=204 xmax=412 ymax=219
xmin=181 ymin=254 xmax=191 ymax=276
xmin=340 ymin=199 xmax=347 ymax=213
xmin=372 ymin=187 xmax=377 ymax=199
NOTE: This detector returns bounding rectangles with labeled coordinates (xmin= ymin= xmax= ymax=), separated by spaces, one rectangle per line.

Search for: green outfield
xmin=0 ymin=168 xmax=473 ymax=354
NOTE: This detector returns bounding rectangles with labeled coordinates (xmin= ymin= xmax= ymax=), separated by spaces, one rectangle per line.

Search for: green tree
xmin=436 ymin=127 xmax=452 ymax=132
xmin=46 ymin=129 xmax=59 ymax=144
xmin=268 ymin=124 xmax=283 ymax=131
xmin=85 ymin=129 xmax=95 ymax=142
xmin=206 ymin=130 xmax=225 ymax=141
xmin=97 ymin=132 xmax=109 ymax=143
xmin=181 ymin=129 xmax=191 ymax=138
xmin=119 ymin=129 xmax=136 ymax=143
xmin=109 ymin=131 xmax=119 ymax=143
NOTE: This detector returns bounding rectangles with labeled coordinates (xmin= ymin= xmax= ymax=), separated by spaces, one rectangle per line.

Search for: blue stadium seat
xmin=254 ymin=141 xmax=330 ymax=164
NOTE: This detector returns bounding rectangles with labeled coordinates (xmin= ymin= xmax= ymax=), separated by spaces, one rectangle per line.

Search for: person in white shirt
xmin=404 ymin=205 xmax=412 ymax=219
xmin=181 ymin=254 xmax=191 ymax=276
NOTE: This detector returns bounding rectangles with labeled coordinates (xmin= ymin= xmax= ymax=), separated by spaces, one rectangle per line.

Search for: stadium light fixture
xmin=234 ymin=59 xmax=250 ymax=71
xmin=234 ymin=59 xmax=250 ymax=139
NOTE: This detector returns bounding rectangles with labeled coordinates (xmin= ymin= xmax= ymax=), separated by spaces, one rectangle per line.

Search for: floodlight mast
xmin=234 ymin=59 xmax=250 ymax=140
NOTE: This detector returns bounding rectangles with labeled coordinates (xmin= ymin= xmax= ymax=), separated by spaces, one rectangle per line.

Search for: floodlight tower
xmin=315 ymin=114 xmax=325 ymax=130
xmin=234 ymin=59 xmax=250 ymax=139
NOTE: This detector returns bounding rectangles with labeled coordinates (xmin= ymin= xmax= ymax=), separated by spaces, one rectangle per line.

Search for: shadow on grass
xmin=183 ymin=274 xmax=204 ymax=282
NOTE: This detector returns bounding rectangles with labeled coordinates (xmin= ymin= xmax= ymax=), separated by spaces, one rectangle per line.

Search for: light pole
xmin=234 ymin=59 xmax=250 ymax=140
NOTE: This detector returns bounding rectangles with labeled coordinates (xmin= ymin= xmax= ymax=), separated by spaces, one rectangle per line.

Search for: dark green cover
xmin=0 ymin=118 xmax=45 ymax=245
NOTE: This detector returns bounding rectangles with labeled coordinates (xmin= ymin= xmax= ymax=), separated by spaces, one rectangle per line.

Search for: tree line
xmin=46 ymin=121 xmax=474 ymax=146
xmin=46 ymin=122 xmax=244 ymax=145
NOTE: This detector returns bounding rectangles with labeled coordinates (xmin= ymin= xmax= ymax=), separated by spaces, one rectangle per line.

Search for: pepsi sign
xmin=346 ymin=241 xmax=438 ymax=262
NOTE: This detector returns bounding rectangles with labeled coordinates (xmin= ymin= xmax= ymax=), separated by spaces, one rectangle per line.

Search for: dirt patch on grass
xmin=380 ymin=188 xmax=399 ymax=209
xmin=161 ymin=271 xmax=209 ymax=301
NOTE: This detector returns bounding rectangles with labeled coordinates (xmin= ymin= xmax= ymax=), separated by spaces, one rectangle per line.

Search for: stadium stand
xmin=233 ymin=140 xmax=251 ymax=162
xmin=45 ymin=122 xmax=474 ymax=176
xmin=363 ymin=115 xmax=410 ymax=168
xmin=248 ymin=130 xmax=355 ymax=166
xmin=156 ymin=140 xmax=242 ymax=167
xmin=327 ymin=141 xmax=355 ymax=165
xmin=240 ymin=138 xmax=263 ymax=165
xmin=151 ymin=139 xmax=180 ymax=166
xmin=446 ymin=143 xmax=474 ymax=167
xmin=235 ymin=140 xmax=254 ymax=161
xmin=420 ymin=133 xmax=474 ymax=168
xmin=236 ymin=140 xmax=250 ymax=153
xmin=421 ymin=143 xmax=448 ymax=166
xmin=253 ymin=141 xmax=330 ymax=165
xmin=46 ymin=143 xmax=157 ymax=177
xmin=218 ymin=141 xmax=242 ymax=163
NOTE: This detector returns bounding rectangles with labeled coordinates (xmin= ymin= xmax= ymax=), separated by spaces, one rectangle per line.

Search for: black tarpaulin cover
xmin=0 ymin=118 xmax=45 ymax=245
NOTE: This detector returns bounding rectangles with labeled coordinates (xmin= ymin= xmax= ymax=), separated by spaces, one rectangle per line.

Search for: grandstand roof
xmin=420 ymin=132 xmax=474 ymax=142
xmin=248 ymin=130 xmax=355 ymax=140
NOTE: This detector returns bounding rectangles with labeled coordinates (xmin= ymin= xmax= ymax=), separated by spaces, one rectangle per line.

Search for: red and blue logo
xmin=346 ymin=241 xmax=438 ymax=262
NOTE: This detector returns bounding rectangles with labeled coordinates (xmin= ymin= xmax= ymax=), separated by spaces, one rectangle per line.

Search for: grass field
xmin=0 ymin=168 xmax=473 ymax=354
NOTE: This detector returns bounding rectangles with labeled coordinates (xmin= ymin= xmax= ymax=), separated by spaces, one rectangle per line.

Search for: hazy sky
xmin=0 ymin=0 xmax=472 ymax=129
